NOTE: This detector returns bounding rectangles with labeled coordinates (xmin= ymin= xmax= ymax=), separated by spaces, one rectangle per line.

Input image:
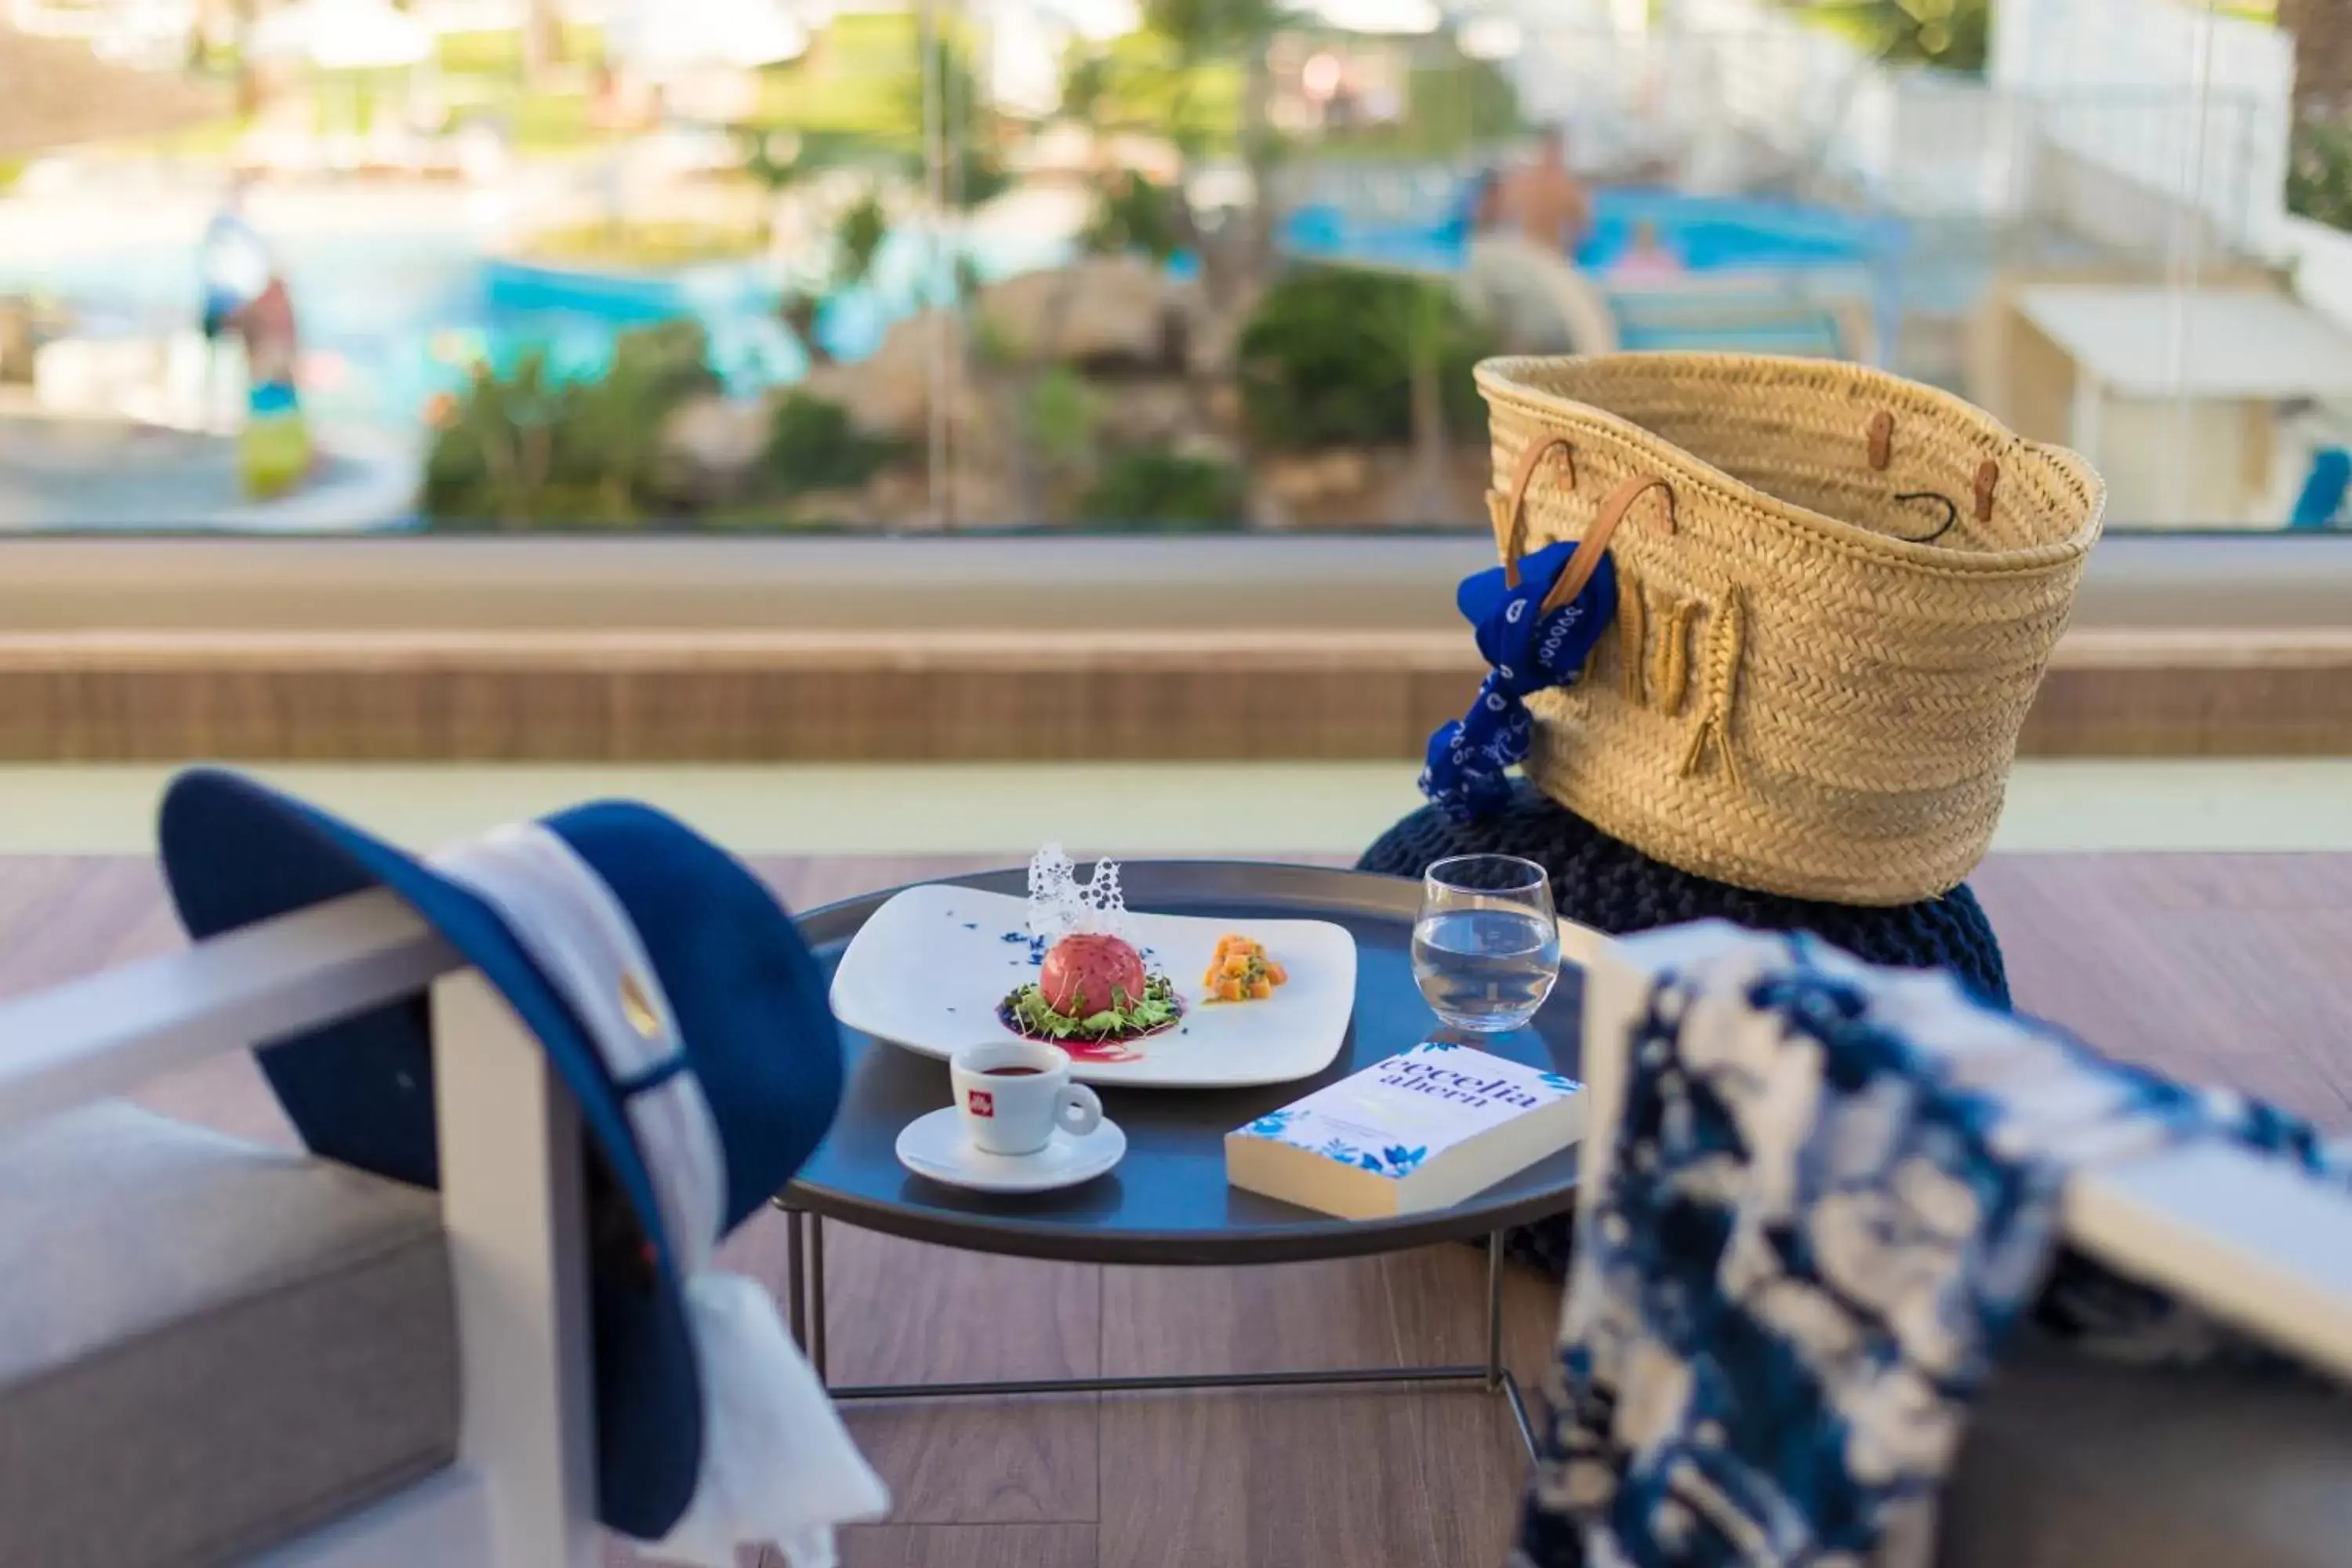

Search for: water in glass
xmin=1412 ymin=855 xmax=1560 ymax=1032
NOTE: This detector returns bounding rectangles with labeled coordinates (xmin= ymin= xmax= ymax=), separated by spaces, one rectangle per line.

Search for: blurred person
xmin=1456 ymin=162 xmax=1611 ymax=357
xmin=198 ymin=172 xmax=270 ymax=429
xmin=1501 ymin=125 xmax=1593 ymax=257
xmin=1610 ymin=216 xmax=1683 ymax=282
xmin=233 ymin=271 xmax=312 ymax=500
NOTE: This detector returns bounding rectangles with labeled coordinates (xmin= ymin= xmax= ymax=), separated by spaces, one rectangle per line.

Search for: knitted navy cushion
xmin=1360 ymin=782 xmax=2009 ymax=1006
xmin=1359 ymin=782 xmax=2009 ymax=1279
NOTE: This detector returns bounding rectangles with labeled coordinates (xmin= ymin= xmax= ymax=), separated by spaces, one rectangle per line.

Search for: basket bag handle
xmin=1496 ymin=438 xmax=1677 ymax=614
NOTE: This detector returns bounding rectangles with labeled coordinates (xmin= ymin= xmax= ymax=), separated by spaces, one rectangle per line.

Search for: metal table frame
xmin=772 ymin=1200 xmax=1542 ymax=1464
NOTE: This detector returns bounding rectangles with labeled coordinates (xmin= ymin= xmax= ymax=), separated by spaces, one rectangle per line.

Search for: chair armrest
xmin=2070 ymin=1144 xmax=2352 ymax=1382
xmin=0 ymin=888 xmax=457 ymax=1135
xmin=1582 ymin=929 xmax=2352 ymax=1383
xmin=433 ymin=972 xmax=601 ymax=1568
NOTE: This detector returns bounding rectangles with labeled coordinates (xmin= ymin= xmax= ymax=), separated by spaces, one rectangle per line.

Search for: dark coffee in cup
xmin=982 ymin=1065 xmax=1044 ymax=1076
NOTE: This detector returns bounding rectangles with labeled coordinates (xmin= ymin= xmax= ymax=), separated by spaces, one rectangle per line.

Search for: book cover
xmin=1224 ymin=1042 xmax=1587 ymax=1220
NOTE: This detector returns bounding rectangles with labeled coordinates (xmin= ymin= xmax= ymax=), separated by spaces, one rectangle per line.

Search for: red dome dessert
xmin=999 ymin=928 xmax=1182 ymax=1057
xmin=1038 ymin=933 xmax=1150 ymax=1017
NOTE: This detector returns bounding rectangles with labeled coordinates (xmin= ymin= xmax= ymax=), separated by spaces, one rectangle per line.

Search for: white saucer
xmin=893 ymin=1107 xmax=1127 ymax=1194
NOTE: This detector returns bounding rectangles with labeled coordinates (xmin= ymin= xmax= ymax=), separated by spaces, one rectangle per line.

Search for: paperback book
xmin=1225 ymin=1042 xmax=1587 ymax=1220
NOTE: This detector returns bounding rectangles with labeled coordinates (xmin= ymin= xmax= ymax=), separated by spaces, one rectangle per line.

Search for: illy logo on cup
xmin=967 ymin=1091 xmax=996 ymax=1118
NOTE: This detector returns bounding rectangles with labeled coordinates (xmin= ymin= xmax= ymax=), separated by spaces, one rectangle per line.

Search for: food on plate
xmin=1202 ymin=934 xmax=1287 ymax=1002
xmin=998 ymin=845 xmax=1181 ymax=1055
xmin=1000 ymin=931 xmax=1183 ymax=1047
xmin=993 ymin=842 xmax=1196 ymax=1060
xmin=1040 ymin=932 xmax=1149 ymax=1018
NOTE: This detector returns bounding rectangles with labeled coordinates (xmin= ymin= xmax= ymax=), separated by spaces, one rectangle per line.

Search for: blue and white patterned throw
xmin=1517 ymin=926 xmax=2352 ymax=1568
xmin=1421 ymin=540 xmax=1617 ymax=822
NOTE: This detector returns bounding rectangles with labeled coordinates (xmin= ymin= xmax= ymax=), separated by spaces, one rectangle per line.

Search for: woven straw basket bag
xmin=1478 ymin=353 xmax=2104 ymax=908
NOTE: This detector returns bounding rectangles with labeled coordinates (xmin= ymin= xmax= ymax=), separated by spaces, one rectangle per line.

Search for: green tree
xmin=733 ymin=129 xmax=866 ymax=232
xmin=1380 ymin=277 xmax=1459 ymax=524
xmin=743 ymin=129 xmax=839 ymax=361
xmin=900 ymin=31 xmax=1011 ymax=209
xmin=1141 ymin=0 xmax=1294 ymax=299
xmin=1805 ymin=0 xmax=1991 ymax=73
xmin=1050 ymin=4 xmax=1289 ymax=306
xmin=779 ymin=185 xmax=894 ymax=368
xmin=1080 ymin=171 xmax=1184 ymax=263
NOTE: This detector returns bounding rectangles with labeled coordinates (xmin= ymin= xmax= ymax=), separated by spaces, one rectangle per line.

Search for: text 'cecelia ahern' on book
xmin=1225 ymin=1043 xmax=1588 ymax=1220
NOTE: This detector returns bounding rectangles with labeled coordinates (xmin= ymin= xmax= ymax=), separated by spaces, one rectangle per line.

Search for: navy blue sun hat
xmin=156 ymin=768 xmax=847 ymax=1541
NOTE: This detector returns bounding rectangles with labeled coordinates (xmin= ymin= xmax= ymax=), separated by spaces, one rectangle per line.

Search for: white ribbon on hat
xmin=430 ymin=824 xmax=888 ymax=1568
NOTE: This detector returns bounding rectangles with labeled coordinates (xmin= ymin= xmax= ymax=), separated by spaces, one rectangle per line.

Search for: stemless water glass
xmin=1410 ymin=854 xmax=1561 ymax=1033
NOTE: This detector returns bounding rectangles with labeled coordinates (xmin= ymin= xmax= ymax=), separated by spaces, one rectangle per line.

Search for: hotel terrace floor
xmin=2 ymin=763 xmax=2347 ymax=1566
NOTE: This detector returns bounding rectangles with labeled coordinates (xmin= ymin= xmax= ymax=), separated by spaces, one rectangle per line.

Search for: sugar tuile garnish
xmin=1026 ymin=843 xmax=1132 ymax=946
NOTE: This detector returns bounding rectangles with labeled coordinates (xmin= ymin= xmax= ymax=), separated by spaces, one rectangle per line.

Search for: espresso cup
xmin=949 ymin=1040 xmax=1103 ymax=1156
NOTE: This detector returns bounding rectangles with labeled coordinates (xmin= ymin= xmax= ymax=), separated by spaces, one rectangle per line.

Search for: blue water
xmin=0 ymin=221 xmax=1063 ymax=432
xmin=1282 ymin=187 xmax=1907 ymax=275
xmin=1283 ymin=187 xmax=1910 ymax=364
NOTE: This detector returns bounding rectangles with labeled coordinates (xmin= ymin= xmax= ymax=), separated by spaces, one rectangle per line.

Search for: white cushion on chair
xmin=0 ymin=1102 xmax=459 ymax=1567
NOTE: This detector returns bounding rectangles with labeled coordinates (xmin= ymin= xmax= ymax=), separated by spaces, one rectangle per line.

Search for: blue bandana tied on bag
xmin=1421 ymin=539 xmax=1617 ymax=821
xmin=1517 ymin=924 xmax=2352 ymax=1568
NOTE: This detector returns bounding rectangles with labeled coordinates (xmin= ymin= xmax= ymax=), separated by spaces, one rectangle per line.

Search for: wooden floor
xmin=4 ymin=851 xmax=2349 ymax=1568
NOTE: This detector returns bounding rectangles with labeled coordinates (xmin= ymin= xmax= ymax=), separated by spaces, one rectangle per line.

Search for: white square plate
xmin=828 ymin=884 xmax=1360 ymax=1089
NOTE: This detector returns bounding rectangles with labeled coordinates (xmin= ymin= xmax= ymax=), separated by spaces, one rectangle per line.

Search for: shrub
xmin=1075 ymin=448 xmax=1243 ymax=530
xmin=1025 ymin=368 xmax=1100 ymax=475
xmin=1236 ymin=266 xmax=1494 ymax=452
xmin=2290 ymin=118 xmax=2352 ymax=234
xmin=421 ymin=320 xmax=719 ymax=527
xmin=763 ymin=390 xmax=898 ymax=495
xmin=1080 ymin=172 xmax=1182 ymax=263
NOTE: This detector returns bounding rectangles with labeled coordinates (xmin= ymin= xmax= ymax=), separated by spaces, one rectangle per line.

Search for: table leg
xmin=1485 ymin=1229 xmax=1504 ymax=1393
xmin=809 ymin=1212 xmax=829 ymax=1385
xmin=783 ymin=1205 xmax=808 ymax=1351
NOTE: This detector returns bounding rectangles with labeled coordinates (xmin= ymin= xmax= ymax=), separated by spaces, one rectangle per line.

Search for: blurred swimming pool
xmin=0 ymin=220 xmax=1062 ymax=432
xmin=1282 ymin=187 xmax=1907 ymax=276
xmin=1283 ymin=187 xmax=1910 ymax=360
xmin=2 ymin=184 xmax=1911 ymax=440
